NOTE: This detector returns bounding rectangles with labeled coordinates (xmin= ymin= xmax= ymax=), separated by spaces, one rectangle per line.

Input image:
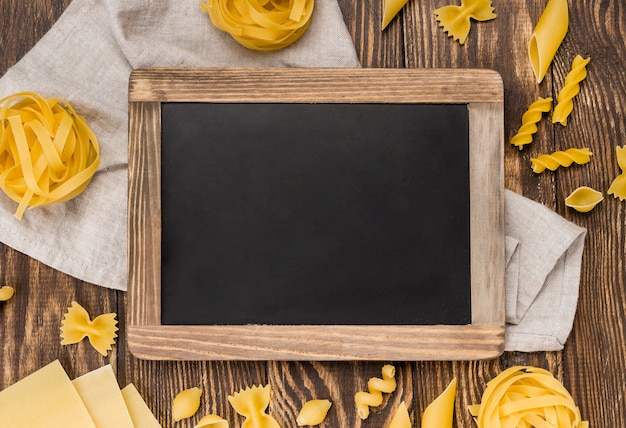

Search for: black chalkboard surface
xmin=160 ymin=103 xmax=471 ymax=326
xmin=127 ymin=68 xmax=505 ymax=361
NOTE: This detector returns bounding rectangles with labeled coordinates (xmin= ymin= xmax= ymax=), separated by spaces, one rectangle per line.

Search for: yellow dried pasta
xmin=354 ymin=364 xmax=397 ymax=420
xmin=528 ymin=0 xmax=568 ymax=84
xmin=565 ymin=186 xmax=603 ymax=212
xmin=388 ymin=401 xmax=411 ymax=428
xmin=296 ymin=399 xmax=331 ymax=426
xmin=552 ymin=55 xmax=591 ymax=126
xmin=0 ymin=285 xmax=15 ymax=301
xmin=382 ymin=0 xmax=409 ymax=30
xmin=228 ymin=384 xmax=281 ymax=428
xmin=468 ymin=366 xmax=588 ymax=428
xmin=530 ymin=147 xmax=593 ymax=173
xmin=195 ymin=414 xmax=229 ymax=428
xmin=421 ymin=378 xmax=456 ymax=428
xmin=60 ymin=301 xmax=118 ymax=356
xmin=172 ymin=387 xmax=203 ymax=422
xmin=510 ymin=96 xmax=552 ymax=150
xmin=200 ymin=0 xmax=314 ymax=51
xmin=608 ymin=145 xmax=626 ymax=200
xmin=0 ymin=92 xmax=100 ymax=219
xmin=434 ymin=0 xmax=496 ymax=45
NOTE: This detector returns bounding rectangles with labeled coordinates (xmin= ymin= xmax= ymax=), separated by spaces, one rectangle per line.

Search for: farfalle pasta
xmin=530 ymin=147 xmax=593 ymax=173
xmin=200 ymin=0 xmax=314 ymax=50
xmin=228 ymin=384 xmax=281 ymax=428
xmin=60 ymin=301 xmax=118 ymax=356
xmin=0 ymin=92 xmax=100 ymax=219
xmin=528 ymin=0 xmax=568 ymax=84
xmin=468 ymin=366 xmax=588 ymax=427
xmin=510 ymin=96 xmax=552 ymax=150
xmin=552 ymin=55 xmax=591 ymax=125
xmin=354 ymin=364 xmax=397 ymax=420
xmin=608 ymin=145 xmax=626 ymax=200
xmin=421 ymin=378 xmax=456 ymax=428
xmin=434 ymin=0 xmax=496 ymax=45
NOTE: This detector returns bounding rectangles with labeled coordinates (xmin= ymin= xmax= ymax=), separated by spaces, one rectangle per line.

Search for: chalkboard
xmin=160 ymin=102 xmax=470 ymax=326
xmin=128 ymin=68 xmax=505 ymax=361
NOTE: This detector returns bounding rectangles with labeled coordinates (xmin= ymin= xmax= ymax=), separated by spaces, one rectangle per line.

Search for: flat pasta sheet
xmin=160 ymin=103 xmax=470 ymax=326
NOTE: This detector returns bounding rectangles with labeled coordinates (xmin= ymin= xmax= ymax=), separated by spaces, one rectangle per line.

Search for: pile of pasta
xmin=469 ymin=366 xmax=588 ymax=428
xmin=200 ymin=0 xmax=314 ymax=50
xmin=0 ymin=92 xmax=100 ymax=219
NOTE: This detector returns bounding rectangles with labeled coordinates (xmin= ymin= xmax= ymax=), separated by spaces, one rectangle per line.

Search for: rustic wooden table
xmin=1 ymin=0 xmax=624 ymax=426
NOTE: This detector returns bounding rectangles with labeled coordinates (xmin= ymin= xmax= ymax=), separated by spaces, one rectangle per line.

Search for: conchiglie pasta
xmin=172 ymin=387 xmax=203 ymax=422
xmin=296 ymin=399 xmax=332 ymax=426
xmin=565 ymin=186 xmax=603 ymax=212
xmin=0 ymin=285 xmax=14 ymax=301
xmin=195 ymin=414 xmax=229 ymax=428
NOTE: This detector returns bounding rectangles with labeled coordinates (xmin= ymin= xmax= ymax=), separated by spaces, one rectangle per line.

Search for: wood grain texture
xmin=1 ymin=0 xmax=625 ymax=426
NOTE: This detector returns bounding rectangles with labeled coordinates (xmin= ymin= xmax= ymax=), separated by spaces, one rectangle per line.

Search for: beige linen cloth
xmin=0 ymin=0 xmax=585 ymax=352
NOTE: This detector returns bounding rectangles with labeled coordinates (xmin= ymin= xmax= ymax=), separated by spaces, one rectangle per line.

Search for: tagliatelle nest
xmin=200 ymin=0 xmax=314 ymax=50
xmin=0 ymin=92 xmax=100 ymax=219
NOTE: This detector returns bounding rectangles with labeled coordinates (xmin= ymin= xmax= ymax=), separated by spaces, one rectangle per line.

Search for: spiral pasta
xmin=510 ymin=96 xmax=552 ymax=150
xmin=607 ymin=145 xmax=626 ymax=200
xmin=434 ymin=0 xmax=496 ymax=45
xmin=354 ymin=364 xmax=397 ymax=420
xmin=200 ymin=0 xmax=314 ymax=50
xmin=468 ymin=366 xmax=588 ymax=428
xmin=530 ymin=147 xmax=593 ymax=173
xmin=0 ymin=92 xmax=100 ymax=219
xmin=552 ymin=55 xmax=591 ymax=126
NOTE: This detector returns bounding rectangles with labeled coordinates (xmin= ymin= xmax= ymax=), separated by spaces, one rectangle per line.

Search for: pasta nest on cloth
xmin=201 ymin=0 xmax=314 ymax=50
xmin=0 ymin=92 xmax=100 ymax=219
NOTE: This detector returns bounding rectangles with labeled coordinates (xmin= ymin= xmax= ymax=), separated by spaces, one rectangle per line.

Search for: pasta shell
xmin=172 ymin=387 xmax=203 ymax=422
xmin=388 ymin=401 xmax=411 ymax=428
xmin=195 ymin=414 xmax=229 ymax=428
xmin=296 ymin=399 xmax=332 ymax=426
xmin=0 ymin=285 xmax=15 ymax=301
xmin=565 ymin=186 xmax=603 ymax=212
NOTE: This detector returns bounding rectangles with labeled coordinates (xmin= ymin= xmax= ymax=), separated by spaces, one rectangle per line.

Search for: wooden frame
xmin=127 ymin=68 xmax=505 ymax=361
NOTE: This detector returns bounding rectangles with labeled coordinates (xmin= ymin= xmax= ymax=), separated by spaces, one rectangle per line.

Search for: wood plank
xmin=129 ymin=67 xmax=503 ymax=103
